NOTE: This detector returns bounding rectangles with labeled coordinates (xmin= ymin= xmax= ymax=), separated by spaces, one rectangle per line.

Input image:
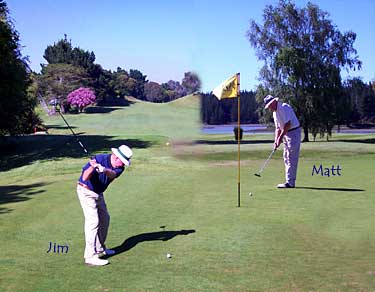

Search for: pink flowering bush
xmin=67 ymin=87 xmax=96 ymax=112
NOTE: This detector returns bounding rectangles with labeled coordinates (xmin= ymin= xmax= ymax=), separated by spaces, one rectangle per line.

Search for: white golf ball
xmin=166 ymin=142 xmax=170 ymax=146
xmin=166 ymin=253 xmax=172 ymax=258
xmin=249 ymin=192 xmax=252 ymax=196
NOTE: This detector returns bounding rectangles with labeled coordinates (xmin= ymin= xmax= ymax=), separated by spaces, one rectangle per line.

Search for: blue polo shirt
xmin=78 ymin=154 xmax=124 ymax=194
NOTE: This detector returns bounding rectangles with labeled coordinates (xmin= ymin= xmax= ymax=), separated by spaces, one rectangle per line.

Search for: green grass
xmin=1 ymin=95 xmax=375 ymax=291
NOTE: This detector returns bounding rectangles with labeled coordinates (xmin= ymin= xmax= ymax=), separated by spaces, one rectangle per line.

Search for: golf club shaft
xmin=257 ymin=149 xmax=275 ymax=175
xmin=58 ymin=110 xmax=89 ymax=156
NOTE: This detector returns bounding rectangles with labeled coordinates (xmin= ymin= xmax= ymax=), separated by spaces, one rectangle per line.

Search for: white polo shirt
xmin=273 ymin=102 xmax=299 ymax=130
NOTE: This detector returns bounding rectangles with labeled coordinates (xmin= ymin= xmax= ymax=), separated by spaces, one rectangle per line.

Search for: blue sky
xmin=7 ymin=0 xmax=375 ymax=92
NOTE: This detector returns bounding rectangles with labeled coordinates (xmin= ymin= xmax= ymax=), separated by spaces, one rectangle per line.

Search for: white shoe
xmin=103 ymin=249 xmax=115 ymax=256
xmin=85 ymin=256 xmax=109 ymax=266
xmin=277 ymin=183 xmax=295 ymax=188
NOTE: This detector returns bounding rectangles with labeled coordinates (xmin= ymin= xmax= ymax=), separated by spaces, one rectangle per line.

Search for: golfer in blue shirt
xmin=77 ymin=145 xmax=133 ymax=266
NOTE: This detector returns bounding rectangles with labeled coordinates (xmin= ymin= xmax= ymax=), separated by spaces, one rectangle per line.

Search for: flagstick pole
xmin=237 ymin=73 xmax=241 ymax=207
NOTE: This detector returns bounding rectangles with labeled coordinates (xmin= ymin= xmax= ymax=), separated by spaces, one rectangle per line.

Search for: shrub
xmin=67 ymin=87 xmax=96 ymax=112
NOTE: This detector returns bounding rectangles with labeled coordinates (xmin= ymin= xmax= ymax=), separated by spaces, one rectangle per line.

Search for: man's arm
xmin=274 ymin=127 xmax=282 ymax=149
xmin=81 ymin=158 xmax=119 ymax=182
xmin=82 ymin=158 xmax=98 ymax=181
xmin=102 ymin=168 xmax=117 ymax=180
xmin=275 ymin=120 xmax=291 ymax=149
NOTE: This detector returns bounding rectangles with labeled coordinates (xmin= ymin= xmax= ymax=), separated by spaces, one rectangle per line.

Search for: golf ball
xmin=249 ymin=192 xmax=253 ymax=196
xmin=166 ymin=253 xmax=172 ymax=258
xmin=166 ymin=142 xmax=170 ymax=146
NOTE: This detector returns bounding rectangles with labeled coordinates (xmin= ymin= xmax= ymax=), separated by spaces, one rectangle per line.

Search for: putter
xmin=254 ymin=149 xmax=276 ymax=177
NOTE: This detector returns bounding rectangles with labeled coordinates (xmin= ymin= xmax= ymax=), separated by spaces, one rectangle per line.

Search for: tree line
xmin=201 ymin=91 xmax=259 ymax=124
xmin=201 ymin=79 xmax=375 ymax=132
xmin=0 ymin=0 xmax=201 ymax=135
xmin=32 ymin=34 xmax=201 ymax=112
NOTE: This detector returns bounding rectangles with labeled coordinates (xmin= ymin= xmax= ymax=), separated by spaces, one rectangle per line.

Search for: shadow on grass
xmin=296 ymin=186 xmax=364 ymax=192
xmin=45 ymin=124 xmax=78 ymax=130
xmin=334 ymin=138 xmax=375 ymax=144
xmin=0 ymin=135 xmax=152 ymax=171
xmin=0 ymin=183 xmax=47 ymax=215
xmin=195 ymin=139 xmax=274 ymax=145
xmin=104 ymin=229 xmax=196 ymax=258
xmin=84 ymin=107 xmax=121 ymax=114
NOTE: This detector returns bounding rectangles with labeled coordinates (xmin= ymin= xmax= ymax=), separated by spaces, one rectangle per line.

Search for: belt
xmin=77 ymin=182 xmax=92 ymax=190
xmin=288 ymin=126 xmax=300 ymax=132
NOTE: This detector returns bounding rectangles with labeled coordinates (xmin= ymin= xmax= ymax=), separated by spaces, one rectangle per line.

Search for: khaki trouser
xmin=283 ymin=128 xmax=301 ymax=187
xmin=77 ymin=184 xmax=110 ymax=259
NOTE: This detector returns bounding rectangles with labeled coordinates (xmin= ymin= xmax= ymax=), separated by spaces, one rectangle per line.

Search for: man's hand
xmin=83 ymin=158 xmax=99 ymax=181
xmin=96 ymin=164 xmax=105 ymax=173
xmin=275 ymin=136 xmax=283 ymax=149
xmin=89 ymin=158 xmax=98 ymax=168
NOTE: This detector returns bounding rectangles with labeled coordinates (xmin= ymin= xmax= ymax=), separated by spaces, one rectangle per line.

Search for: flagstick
xmin=237 ymin=73 xmax=241 ymax=207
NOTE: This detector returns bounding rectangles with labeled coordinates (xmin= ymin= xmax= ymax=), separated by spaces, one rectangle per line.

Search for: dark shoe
xmin=103 ymin=249 xmax=115 ymax=256
xmin=277 ymin=183 xmax=295 ymax=188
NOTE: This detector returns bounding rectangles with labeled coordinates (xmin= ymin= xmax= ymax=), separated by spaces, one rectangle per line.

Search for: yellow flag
xmin=213 ymin=73 xmax=239 ymax=100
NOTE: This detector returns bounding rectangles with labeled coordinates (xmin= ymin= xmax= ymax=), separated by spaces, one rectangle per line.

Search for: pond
xmin=201 ymin=124 xmax=375 ymax=135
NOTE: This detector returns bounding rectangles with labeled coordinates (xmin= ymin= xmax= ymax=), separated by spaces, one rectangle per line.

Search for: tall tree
xmin=43 ymin=34 xmax=96 ymax=69
xmin=247 ymin=0 xmax=361 ymax=141
xmin=143 ymin=81 xmax=164 ymax=102
xmin=129 ymin=69 xmax=147 ymax=98
xmin=343 ymin=78 xmax=375 ymax=123
xmin=182 ymin=72 xmax=201 ymax=95
xmin=110 ymin=67 xmax=131 ymax=98
xmin=0 ymin=0 xmax=39 ymax=135
xmin=200 ymin=91 xmax=258 ymax=124
xmin=38 ymin=63 xmax=90 ymax=112
xmin=162 ymin=80 xmax=186 ymax=100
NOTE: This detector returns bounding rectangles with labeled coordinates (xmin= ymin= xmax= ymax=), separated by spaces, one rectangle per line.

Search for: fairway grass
xmin=1 ymin=96 xmax=375 ymax=291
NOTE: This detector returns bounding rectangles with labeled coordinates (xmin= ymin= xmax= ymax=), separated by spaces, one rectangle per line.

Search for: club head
xmin=254 ymin=173 xmax=261 ymax=177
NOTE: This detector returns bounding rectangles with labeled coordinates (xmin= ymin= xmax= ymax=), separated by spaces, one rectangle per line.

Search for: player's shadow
xmin=104 ymin=229 xmax=196 ymax=258
xmin=195 ymin=139 xmax=274 ymax=145
xmin=296 ymin=186 xmax=364 ymax=192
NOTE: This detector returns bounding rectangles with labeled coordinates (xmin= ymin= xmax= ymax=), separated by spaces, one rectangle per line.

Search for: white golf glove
xmin=96 ymin=164 xmax=105 ymax=173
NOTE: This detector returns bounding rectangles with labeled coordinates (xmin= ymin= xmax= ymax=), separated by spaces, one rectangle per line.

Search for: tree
xmin=42 ymin=35 xmax=117 ymax=104
xmin=144 ymin=82 xmax=164 ymax=102
xmin=110 ymin=68 xmax=131 ymax=98
xmin=37 ymin=63 xmax=90 ymax=112
xmin=161 ymin=80 xmax=186 ymax=101
xmin=200 ymin=91 xmax=258 ymax=124
xmin=182 ymin=72 xmax=201 ymax=95
xmin=0 ymin=0 xmax=39 ymax=135
xmin=129 ymin=69 xmax=147 ymax=98
xmin=343 ymin=78 xmax=375 ymax=123
xmin=247 ymin=0 xmax=361 ymax=141
xmin=67 ymin=87 xmax=96 ymax=112
xmin=43 ymin=34 xmax=96 ymax=69
xmin=89 ymin=64 xmax=115 ymax=104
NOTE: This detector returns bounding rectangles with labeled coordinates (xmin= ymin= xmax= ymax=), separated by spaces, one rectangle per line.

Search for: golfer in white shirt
xmin=264 ymin=95 xmax=301 ymax=188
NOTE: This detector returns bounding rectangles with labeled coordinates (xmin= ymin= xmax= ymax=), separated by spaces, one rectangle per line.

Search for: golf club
xmin=254 ymin=149 xmax=276 ymax=177
xmin=53 ymin=100 xmax=90 ymax=156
